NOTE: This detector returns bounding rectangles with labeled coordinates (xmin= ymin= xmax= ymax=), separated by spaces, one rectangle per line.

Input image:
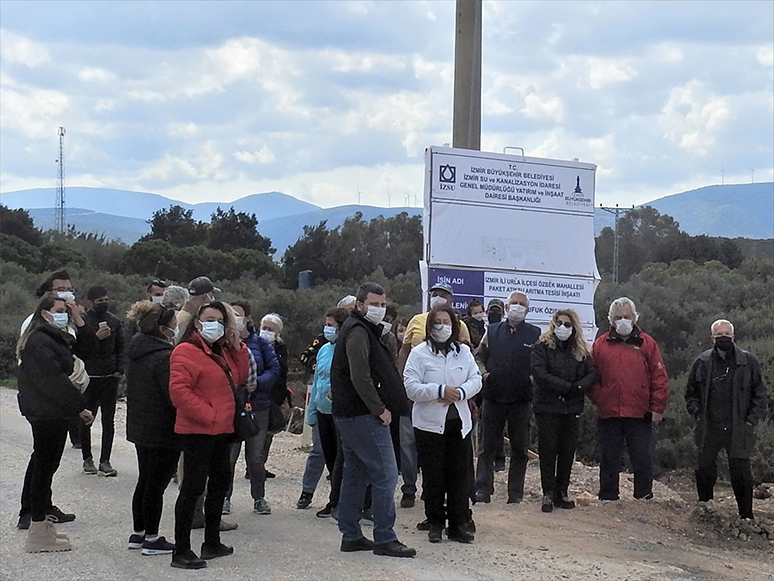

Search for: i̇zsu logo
xmin=439 ymin=164 xmax=456 ymax=191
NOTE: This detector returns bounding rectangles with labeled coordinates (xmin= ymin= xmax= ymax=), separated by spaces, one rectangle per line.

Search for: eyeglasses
xmin=556 ymin=322 xmax=573 ymax=328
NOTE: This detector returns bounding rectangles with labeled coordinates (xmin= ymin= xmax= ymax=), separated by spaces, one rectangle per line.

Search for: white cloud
xmin=95 ymin=99 xmax=115 ymax=112
xmin=0 ymin=86 xmax=69 ymax=138
xmin=78 ymin=67 xmax=116 ymax=83
xmin=168 ymin=122 xmax=201 ymax=137
xmin=234 ymin=146 xmax=275 ymax=164
xmin=656 ymin=43 xmax=684 ymax=63
xmin=583 ymin=57 xmax=638 ymax=90
xmin=659 ymin=81 xmax=730 ymax=156
xmin=323 ymin=50 xmax=406 ymax=73
xmin=757 ymin=45 xmax=774 ymax=68
xmin=520 ymin=93 xmax=564 ymax=122
xmin=0 ymin=30 xmax=50 ymax=67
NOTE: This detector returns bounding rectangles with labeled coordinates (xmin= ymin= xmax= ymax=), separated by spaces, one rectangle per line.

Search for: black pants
xmin=536 ymin=413 xmax=579 ymax=497
xmin=598 ymin=417 xmax=653 ymax=500
xmin=174 ymin=434 xmax=231 ymax=553
xmin=415 ymin=418 xmax=472 ymax=529
xmin=132 ymin=445 xmax=180 ymax=536
xmin=80 ymin=376 xmax=119 ymax=463
xmin=475 ymin=399 xmax=531 ymax=501
xmin=317 ymin=413 xmax=343 ymax=507
xmin=24 ymin=418 xmax=69 ymax=521
xmin=695 ymin=426 xmax=754 ymax=518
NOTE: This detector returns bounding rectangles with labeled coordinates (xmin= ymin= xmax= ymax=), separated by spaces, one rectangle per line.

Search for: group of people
xmin=14 ymin=269 xmax=768 ymax=566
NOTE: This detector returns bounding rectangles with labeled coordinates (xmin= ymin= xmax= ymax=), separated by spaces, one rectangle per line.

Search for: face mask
xmin=507 ymin=304 xmax=527 ymax=323
xmin=613 ymin=318 xmax=634 ymax=336
xmin=151 ymin=295 xmax=164 ymax=304
xmin=430 ymin=295 xmax=448 ymax=309
xmin=260 ymin=329 xmax=276 ymax=342
xmin=364 ymin=305 xmax=386 ymax=325
xmin=323 ymin=326 xmax=338 ymax=342
xmin=57 ymin=291 xmax=75 ymax=302
xmin=554 ymin=325 xmax=573 ymax=341
xmin=199 ymin=321 xmax=225 ymax=343
xmin=714 ymin=336 xmax=734 ymax=352
xmin=381 ymin=321 xmax=392 ymax=336
xmin=48 ymin=311 xmax=70 ymax=329
xmin=163 ymin=326 xmax=176 ymax=342
xmin=431 ymin=324 xmax=453 ymax=343
xmin=94 ymin=303 xmax=108 ymax=316
xmin=235 ymin=316 xmax=246 ymax=332
xmin=472 ymin=312 xmax=486 ymax=322
xmin=396 ymin=332 xmax=405 ymax=342
xmin=488 ymin=311 xmax=502 ymax=324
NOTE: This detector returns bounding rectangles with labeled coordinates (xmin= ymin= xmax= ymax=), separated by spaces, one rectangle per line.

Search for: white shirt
xmin=403 ymin=341 xmax=482 ymax=437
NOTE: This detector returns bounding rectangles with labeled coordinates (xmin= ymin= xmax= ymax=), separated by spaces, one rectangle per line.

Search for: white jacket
xmin=403 ymin=342 xmax=482 ymax=437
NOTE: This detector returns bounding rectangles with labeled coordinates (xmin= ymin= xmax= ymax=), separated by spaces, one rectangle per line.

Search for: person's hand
xmin=378 ymin=409 xmax=392 ymax=426
xmin=112 ymin=371 xmax=122 ymax=378
xmin=651 ymin=411 xmax=663 ymax=424
xmin=67 ymin=301 xmax=85 ymax=325
xmin=96 ymin=322 xmax=111 ymax=339
xmin=79 ymin=409 xmax=95 ymax=426
xmin=441 ymin=386 xmax=462 ymax=404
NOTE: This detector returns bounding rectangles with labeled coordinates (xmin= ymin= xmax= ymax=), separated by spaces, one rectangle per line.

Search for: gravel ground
xmin=2 ymin=386 xmax=772 ymax=581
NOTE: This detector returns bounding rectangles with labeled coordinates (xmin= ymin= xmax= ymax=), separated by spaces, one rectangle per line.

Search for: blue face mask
xmin=48 ymin=311 xmax=70 ymax=329
xmin=323 ymin=325 xmax=338 ymax=343
xmin=199 ymin=321 xmax=224 ymax=343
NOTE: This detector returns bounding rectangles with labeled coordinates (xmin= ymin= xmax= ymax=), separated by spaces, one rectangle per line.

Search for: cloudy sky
xmin=1 ymin=0 xmax=772 ymax=209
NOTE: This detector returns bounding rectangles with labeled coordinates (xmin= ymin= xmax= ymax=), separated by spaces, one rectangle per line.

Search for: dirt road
xmin=1 ymin=387 xmax=772 ymax=581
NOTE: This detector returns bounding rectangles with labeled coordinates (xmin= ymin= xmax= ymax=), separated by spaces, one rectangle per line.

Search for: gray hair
xmin=711 ymin=319 xmax=734 ymax=335
xmin=507 ymin=291 xmax=529 ymax=306
xmin=608 ymin=297 xmax=638 ymax=323
xmin=161 ymin=285 xmax=190 ymax=310
xmin=261 ymin=313 xmax=284 ymax=334
xmin=337 ymin=295 xmax=357 ymax=309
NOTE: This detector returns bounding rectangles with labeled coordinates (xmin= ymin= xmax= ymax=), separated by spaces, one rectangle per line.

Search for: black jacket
xmin=479 ymin=321 xmax=541 ymax=403
xmin=83 ymin=309 xmax=124 ymax=376
xmin=17 ymin=324 xmax=85 ymax=419
xmin=269 ymin=340 xmax=290 ymax=406
xmin=686 ymin=345 xmax=768 ymax=458
xmin=125 ymin=333 xmax=179 ymax=450
xmin=531 ymin=339 xmax=597 ymax=415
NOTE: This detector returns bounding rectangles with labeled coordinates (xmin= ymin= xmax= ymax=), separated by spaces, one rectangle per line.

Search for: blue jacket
xmin=307 ymin=341 xmax=334 ymax=424
xmin=244 ymin=329 xmax=280 ymax=411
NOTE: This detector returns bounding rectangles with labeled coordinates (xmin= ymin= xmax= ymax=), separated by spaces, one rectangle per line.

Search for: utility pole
xmin=721 ymin=166 xmax=724 ymax=185
xmin=357 ymin=189 xmax=362 ymax=205
xmin=55 ymin=127 xmax=66 ymax=233
xmin=452 ymin=0 xmax=482 ymax=150
xmin=599 ymin=203 xmax=625 ymax=284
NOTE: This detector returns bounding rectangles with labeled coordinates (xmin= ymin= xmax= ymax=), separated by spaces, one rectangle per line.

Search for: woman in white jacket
xmin=403 ymin=305 xmax=482 ymax=544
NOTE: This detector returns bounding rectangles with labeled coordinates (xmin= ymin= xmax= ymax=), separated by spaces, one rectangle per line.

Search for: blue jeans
xmin=399 ymin=415 xmax=418 ymax=495
xmin=301 ymin=423 xmax=326 ymax=494
xmin=335 ymin=415 xmax=398 ymax=544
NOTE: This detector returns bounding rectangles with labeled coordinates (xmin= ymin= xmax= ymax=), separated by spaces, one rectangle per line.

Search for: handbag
xmin=69 ymin=356 xmax=90 ymax=394
xmin=210 ymin=354 xmax=261 ymax=442
xmin=267 ymin=402 xmax=286 ymax=435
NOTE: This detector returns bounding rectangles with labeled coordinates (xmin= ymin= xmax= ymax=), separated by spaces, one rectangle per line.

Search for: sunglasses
xmin=556 ymin=321 xmax=573 ymax=328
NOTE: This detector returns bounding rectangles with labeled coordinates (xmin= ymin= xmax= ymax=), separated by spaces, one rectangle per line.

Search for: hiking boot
xmin=541 ymin=494 xmax=554 ymax=513
xmin=142 ymin=536 xmax=175 ymax=555
xmin=400 ymin=493 xmax=415 ymax=508
xmin=201 ymin=542 xmax=233 ymax=560
xmin=98 ymin=461 xmax=118 ymax=477
xmin=494 ymin=459 xmax=506 ymax=472
xmin=361 ymin=507 xmax=374 ymax=522
xmin=47 ymin=506 xmax=75 ymax=524
xmin=83 ymin=458 xmax=98 ymax=474
xmin=17 ymin=512 xmax=31 ymax=530
xmin=506 ymin=495 xmax=523 ymax=504
xmin=25 ymin=518 xmax=72 ymax=553
xmin=222 ymin=497 xmax=232 ymax=515
xmin=416 ymin=518 xmax=430 ymax=531
xmin=373 ymin=540 xmax=416 ymax=558
xmin=316 ymin=504 xmax=332 ymax=518
xmin=253 ymin=498 xmax=271 ymax=515
xmin=474 ymin=492 xmax=491 ymax=504
xmin=634 ymin=492 xmax=654 ymax=501
xmin=296 ymin=491 xmax=313 ymax=510
xmin=447 ymin=526 xmax=475 ymax=544
xmin=428 ymin=523 xmax=443 ymax=543
xmin=128 ymin=533 xmax=145 ymax=549
xmin=171 ymin=549 xmax=206 ymax=569
xmin=340 ymin=537 xmax=374 ymax=552
xmin=554 ymin=492 xmax=575 ymax=509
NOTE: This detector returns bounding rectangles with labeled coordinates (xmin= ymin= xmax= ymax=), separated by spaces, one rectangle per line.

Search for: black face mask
xmin=94 ymin=303 xmax=108 ymax=316
xmin=488 ymin=311 xmax=502 ymax=324
xmin=714 ymin=336 xmax=733 ymax=352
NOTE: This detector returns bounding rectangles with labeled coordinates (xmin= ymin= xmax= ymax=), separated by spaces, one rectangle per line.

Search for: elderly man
xmin=590 ymin=297 xmax=669 ymax=501
xmin=685 ymin=319 xmax=767 ymax=519
xmin=474 ymin=291 xmax=541 ymax=504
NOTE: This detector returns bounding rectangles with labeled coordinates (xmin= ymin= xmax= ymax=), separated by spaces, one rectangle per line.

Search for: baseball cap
xmin=487 ymin=298 xmax=504 ymax=311
xmin=430 ymin=281 xmax=454 ymax=295
xmin=188 ymin=276 xmax=221 ymax=297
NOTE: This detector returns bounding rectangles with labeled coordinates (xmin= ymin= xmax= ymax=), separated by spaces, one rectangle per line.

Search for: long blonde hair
xmin=538 ymin=308 xmax=590 ymax=361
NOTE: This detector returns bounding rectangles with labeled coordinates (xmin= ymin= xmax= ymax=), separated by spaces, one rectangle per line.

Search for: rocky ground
xmin=1 ymin=387 xmax=772 ymax=581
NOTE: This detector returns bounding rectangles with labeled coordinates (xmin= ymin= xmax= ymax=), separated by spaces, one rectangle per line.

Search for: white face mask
xmin=323 ymin=326 xmax=338 ymax=342
xmin=554 ymin=324 xmax=573 ymax=341
xmin=199 ymin=321 xmax=225 ymax=343
xmin=472 ymin=312 xmax=486 ymax=322
xmin=381 ymin=321 xmax=392 ymax=336
xmin=48 ymin=311 xmax=70 ymax=329
xmin=150 ymin=295 xmax=164 ymax=304
xmin=235 ymin=316 xmax=247 ymax=332
xmin=396 ymin=332 xmax=405 ymax=342
xmin=260 ymin=329 xmax=276 ymax=342
xmin=429 ymin=295 xmax=448 ymax=309
xmin=431 ymin=324 xmax=453 ymax=343
xmin=56 ymin=291 xmax=75 ymax=302
xmin=613 ymin=318 xmax=634 ymax=336
xmin=507 ymin=304 xmax=527 ymax=323
xmin=364 ymin=305 xmax=386 ymax=325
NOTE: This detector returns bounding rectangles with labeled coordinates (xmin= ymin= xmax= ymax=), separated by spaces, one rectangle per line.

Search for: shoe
xmin=416 ymin=518 xmax=430 ymax=531
xmin=340 ymin=537 xmax=375 ymax=552
xmin=428 ymin=524 xmax=443 ymax=543
xmin=634 ymin=492 xmax=654 ymax=501
xmin=171 ymin=549 xmax=207 ymax=569
xmin=142 ymin=536 xmax=175 ymax=556
xmin=71 ymin=441 xmax=82 ymax=449
xmin=297 ymin=491 xmax=313 ymax=510
xmin=316 ymin=504 xmax=332 ymax=518
xmin=47 ymin=506 xmax=75 ymax=524
xmin=373 ymin=540 xmax=416 ymax=558
xmin=83 ymin=458 xmax=98 ymax=474
xmin=98 ymin=461 xmax=118 ymax=477
xmin=494 ymin=460 xmax=506 ymax=472
xmin=447 ymin=527 xmax=475 ymax=543
xmin=222 ymin=497 xmax=232 ymax=515
xmin=361 ymin=507 xmax=374 ymax=522
xmin=128 ymin=533 xmax=145 ymax=549
xmin=25 ymin=518 xmax=72 ymax=553
xmin=506 ymin=496 xmax=523 ymax=504
xmin=265 ymin=470 xmax=276 ymax=479
xmin=200 ymin=542 xmax=233 ymax=560
xmin=462 ymin=519 xmax=476 ymax=534
xmin=554 ymin=492 xmax=575 ymax=509
xmin=400 ymin=493 xmax=415 ymax=508
xmin=542 ymin=494 xmax=554 ymax=513
xmin=220 ymin=520 xmax=238 ymax=531
xmin=253 ymin=498 xmax=271 ymax=515
xmin=474 ymin=492 xmax=491 ymax=504
xmin=17 ymin=512 xmax=31 ymax=530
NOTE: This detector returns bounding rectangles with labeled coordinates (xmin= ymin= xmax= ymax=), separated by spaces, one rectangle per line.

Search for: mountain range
xmin=1 ymin=182 xmax=771 ymax=259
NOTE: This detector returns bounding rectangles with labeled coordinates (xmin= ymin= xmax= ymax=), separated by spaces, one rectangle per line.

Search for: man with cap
xmin=174 ymin=277 xmax=221 ymax=344
xmin=486 ymin=299 xmax=504 ymax=325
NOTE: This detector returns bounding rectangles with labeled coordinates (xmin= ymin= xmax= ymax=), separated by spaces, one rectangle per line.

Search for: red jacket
xmin=589 ymin=328 xmax=669 ymax=419
xmin=169 ymin=333 xmax=249 ymax=435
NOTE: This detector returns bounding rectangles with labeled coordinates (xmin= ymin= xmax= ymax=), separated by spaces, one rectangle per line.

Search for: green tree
xmin=143 ymin=205 xmax=206 ymax=247
xmin=0 ymin=233 xmax=42 ymax=272
xmin=0 ymin=206 xmax=42 ymax=247
xmin=208 ymin=207 xmax=274 ymax=255
xmin=282 ymin=221 xmax=332 ymax=287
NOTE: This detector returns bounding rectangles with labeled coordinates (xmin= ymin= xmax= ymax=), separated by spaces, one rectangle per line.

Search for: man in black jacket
xmin=474 ymin=291 xmax=541 ymax=504
xmin=686 ymin=319 xmax=768 ymax=519
xmin=81 ymin=286 xmax=124 ymax=477
xmin=331 ymin=282 xmax=415 ymax=558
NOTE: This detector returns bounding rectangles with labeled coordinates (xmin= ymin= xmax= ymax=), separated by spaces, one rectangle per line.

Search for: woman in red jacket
xmin=169 ymin=301 xmax=248 ymax=570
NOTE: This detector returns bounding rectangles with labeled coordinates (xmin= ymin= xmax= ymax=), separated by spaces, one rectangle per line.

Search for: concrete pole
xmin=452 ymin=0 xmax=482 ymax=150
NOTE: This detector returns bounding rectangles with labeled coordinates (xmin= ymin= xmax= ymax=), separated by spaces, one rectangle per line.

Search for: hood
xmin=127 ymin=333 xmax=173 ymax=361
